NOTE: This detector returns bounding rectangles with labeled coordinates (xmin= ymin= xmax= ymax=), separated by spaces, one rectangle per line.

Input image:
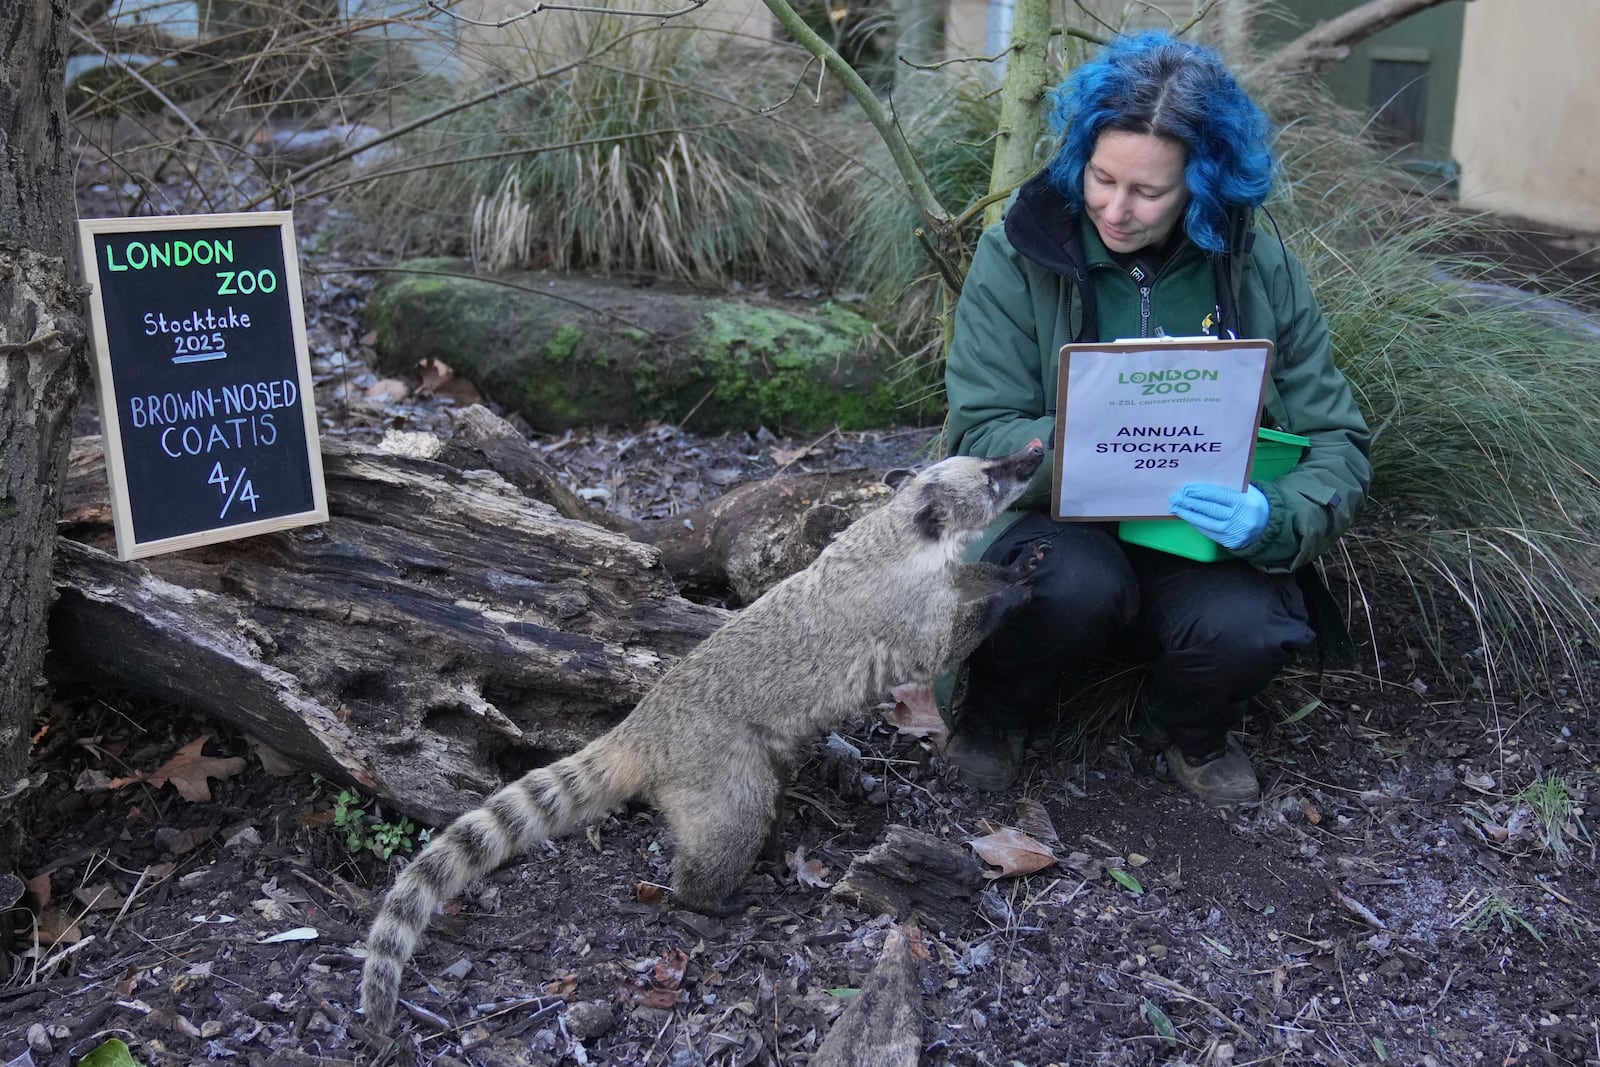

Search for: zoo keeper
xmin=942 ymin=31 xmax=1372 ymax=805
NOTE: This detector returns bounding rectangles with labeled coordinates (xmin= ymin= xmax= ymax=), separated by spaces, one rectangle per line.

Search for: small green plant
xmin=324 ymin=779 xmax=426 ymax=860
xmin=1517 ymin=772 xmax=1590 ymax=864
xmin=1463 ymin=892 xmax=1546 ymax=947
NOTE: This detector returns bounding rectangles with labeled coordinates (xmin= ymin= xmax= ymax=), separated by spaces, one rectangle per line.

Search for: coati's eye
xmin=987 ymin=475 xmax=1001 ymax=495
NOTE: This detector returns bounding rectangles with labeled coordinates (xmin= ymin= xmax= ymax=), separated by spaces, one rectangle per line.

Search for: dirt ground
xmin=4 ymin=237 xmax=1600 ymax=1066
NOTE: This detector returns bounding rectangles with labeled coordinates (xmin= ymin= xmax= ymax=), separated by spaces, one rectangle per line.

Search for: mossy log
xmin=364 ymin=261 xmax=934 ymax=435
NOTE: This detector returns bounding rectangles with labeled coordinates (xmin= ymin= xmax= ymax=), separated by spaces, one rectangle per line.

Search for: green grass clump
xmin=351 ymin=16 xmax=836 ymax=289
xmin=1216 ymin=61 xmax=1600 ymax=695
xmin=826 ymin=71 xmax=1015 ymax=401
xmin=1516 ymin=772 xmax=1591 ymax=864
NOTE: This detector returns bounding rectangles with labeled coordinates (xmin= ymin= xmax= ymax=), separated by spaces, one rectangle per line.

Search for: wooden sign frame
xmin=1050 ymin=336 xmax=1274 ymax=521
xmin=78 ymin=211 xmax=328 ymax=560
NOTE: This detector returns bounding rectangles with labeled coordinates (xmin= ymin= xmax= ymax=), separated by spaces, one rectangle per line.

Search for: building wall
xmin=1452 ymin=0 xmax=1600 ymax=231
xmin=1255 ymin=0 xmax=1463 ymax=165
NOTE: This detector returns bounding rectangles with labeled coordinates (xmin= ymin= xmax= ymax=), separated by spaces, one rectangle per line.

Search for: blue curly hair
xmin=1046 ymin=31 xmax=1276 ymax=255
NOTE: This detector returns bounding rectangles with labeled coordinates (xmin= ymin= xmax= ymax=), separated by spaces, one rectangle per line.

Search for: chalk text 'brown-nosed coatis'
xmin=359 ymin=440 xmax=1048 ymax=1030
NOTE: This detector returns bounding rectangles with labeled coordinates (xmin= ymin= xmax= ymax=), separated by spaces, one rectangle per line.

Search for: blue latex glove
xmin=1169 ymin=483 xmax=1270 ymax=550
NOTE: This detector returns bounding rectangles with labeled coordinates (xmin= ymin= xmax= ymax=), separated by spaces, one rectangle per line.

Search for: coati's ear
xmin=912 ymin=499 xmax=945 ymax=540
xmin=883 ymin=467 xmax=917 ymax=493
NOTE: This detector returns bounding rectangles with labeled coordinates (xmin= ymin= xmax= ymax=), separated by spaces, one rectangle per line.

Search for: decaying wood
xmin=639 ymin=469 xmax=892 ymax=603
xmin=442 ymin=404 xmax=635 ymax=535
xmin=811 ymin=925 xmax=923 ymax=1067
xmin=50 ymin=435 xmax=728 ymax=820
xmin=831 ymin=826 xmax=985 ymax=935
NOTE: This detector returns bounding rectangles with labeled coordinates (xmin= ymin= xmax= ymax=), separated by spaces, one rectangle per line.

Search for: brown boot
xmin=946 ymin=714 xmax=1025 ymax=792
xmin=1165 ymin=737 xmax=1260 ymax=806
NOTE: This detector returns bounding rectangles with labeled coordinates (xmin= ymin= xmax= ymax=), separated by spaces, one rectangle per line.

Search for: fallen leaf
xmin=544 ymin=973 xmax=578 ymax=997
xmin=110 ymin=736 xmax=245 ymax=803
xmin=1300 ymin=798 xmax=1323 ymax=825
xmin=362 ymin=377 xmax=411 ymax=403
xmin=257 ymin=926 xmax=318 ymax=944
xmin=891 ymin=922 xmax=931 ymax=962
xmin=1109 ymin=868 xmax=1145 ymax=895
xmin=967 ymin=822 xmax=1057 ymax=878
xmin=35 ymin=906 xmax=83 ymax=946
xmin=624 ymin=947 xmax=690 ymax=1009
xmin=150 ymin=1007 xmax=201 ymax=1038
xmin=77 ymin=1038 xmax=140 ymax=1067
xmin=1013 ymin=797 xmax=1060 ymax=847
xmin=882 ymin=683 xmax=948 ymax=747
xmin=652 ymin=947 xmax=689 ymax=990
xmin=73 ymin=885 xmax=128 ymax=912
xmin=415 ymin=358 xmax=482 ymax=405
xmin=634 ymin=882 xmax=665 ymax=905
xmin=628 ymin=985 xmax=679 ymax=1010
xmin=786 ymin=848 xmax=834 ymax=890
xmin=157 ymin=824 xmax=219 ymax=856
xmin=22 ymin=873 xmax=49 ymax=913
xmin=771 ymin=444 xmax=818 ymax=467
xmin=75 ymin=769 xmax=113 ymax=793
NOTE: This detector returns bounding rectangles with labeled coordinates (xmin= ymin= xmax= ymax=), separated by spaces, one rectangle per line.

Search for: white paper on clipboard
xmin=1051 ymin=337 xmax=1274 ymax=520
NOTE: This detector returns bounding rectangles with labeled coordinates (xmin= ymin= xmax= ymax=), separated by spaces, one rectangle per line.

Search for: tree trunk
xmin=50 ymin=435 xmax=730 ymax=820
xmin=982 ymin=0 xmax=1054 ymax=228
xmin=0 ymin=0 xmax=88 ymax=795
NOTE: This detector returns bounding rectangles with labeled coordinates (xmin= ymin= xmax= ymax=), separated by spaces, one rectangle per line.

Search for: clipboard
xmin=1050 ymin=336 xmax=1274 ymax=521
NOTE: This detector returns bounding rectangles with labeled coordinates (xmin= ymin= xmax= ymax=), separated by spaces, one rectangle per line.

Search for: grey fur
xmin=359 ymin=441 xmax=1047 ymax=1030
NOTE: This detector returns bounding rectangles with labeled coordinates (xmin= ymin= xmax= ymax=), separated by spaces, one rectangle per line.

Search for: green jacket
xmin=946 ymin=173 xmax=1372 ymax=574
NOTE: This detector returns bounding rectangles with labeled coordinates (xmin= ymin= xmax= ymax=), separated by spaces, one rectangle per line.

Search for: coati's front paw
xmin=1004 ymin=540 xmax=1051 ymax=583
xmin=675 ymin=892 xmax=750 ymax=918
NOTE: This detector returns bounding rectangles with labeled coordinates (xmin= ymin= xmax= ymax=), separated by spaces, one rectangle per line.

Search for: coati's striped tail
xmin=359 ymin=735 xmax=637 ymax=1029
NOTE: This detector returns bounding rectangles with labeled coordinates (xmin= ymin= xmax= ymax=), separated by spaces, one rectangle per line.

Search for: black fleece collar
xmin=1004 ymin=172 xmax=1098 ymax=341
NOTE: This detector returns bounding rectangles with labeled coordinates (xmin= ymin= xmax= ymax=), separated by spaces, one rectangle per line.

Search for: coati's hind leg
xmin=660 ymin=763 xmax=782 ymax=916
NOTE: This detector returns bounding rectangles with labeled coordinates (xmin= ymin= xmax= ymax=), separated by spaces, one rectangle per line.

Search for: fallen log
xmin=811 ymin=925 xmax=924 ymax=1067
xmin=830 ymin=826 xmax=985 ymax=936
xmin=49 ymin=435 xmax=728 ymax=820
xmin=638 ymin=468 xmax=892 ymax=603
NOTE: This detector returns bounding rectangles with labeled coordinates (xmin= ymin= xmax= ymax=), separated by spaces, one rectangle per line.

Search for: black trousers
xmin=965 ymin=513 xmax=1316 ymax=757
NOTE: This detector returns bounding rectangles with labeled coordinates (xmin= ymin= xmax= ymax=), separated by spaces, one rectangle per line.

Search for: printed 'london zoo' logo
xmin=1116 ymin=368 xmax=1219 ymax=395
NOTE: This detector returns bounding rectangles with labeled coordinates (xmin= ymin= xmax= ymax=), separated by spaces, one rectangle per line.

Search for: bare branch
xmin=757 ymin=0 xmax=966 ymax=289
xmin=1265 ymin=0 xmax=1458 ymax=74
xmin=66 ymin=24 xmax=246 ymax=199
xmin=244 ymin=28 xmax=658 ymax=208
xmin=426 ymin=0 xmax=708 ymax=29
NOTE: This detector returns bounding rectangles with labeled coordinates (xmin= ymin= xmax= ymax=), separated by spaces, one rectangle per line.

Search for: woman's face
xmin=1083 ymin=130 xmax=1189 ymax=254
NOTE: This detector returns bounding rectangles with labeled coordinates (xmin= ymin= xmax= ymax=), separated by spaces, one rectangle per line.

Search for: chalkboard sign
xmin=78 ymin=212 xmax=328 ymax=560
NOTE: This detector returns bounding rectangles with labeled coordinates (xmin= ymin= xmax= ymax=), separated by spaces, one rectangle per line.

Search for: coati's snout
xmin=903 ymin=439 xmax=1047 ymax=542
xmin=982 ymin=438 xmax=1046 ymax=491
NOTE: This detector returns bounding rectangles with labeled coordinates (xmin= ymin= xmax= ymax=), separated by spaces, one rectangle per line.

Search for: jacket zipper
xmin=1137 ymin=253 xmax=1180 ymax=337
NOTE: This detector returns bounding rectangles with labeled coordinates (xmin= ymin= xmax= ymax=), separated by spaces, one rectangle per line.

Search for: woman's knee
xmin=987 ymin=521 xmax=1139 ymax=656
xmin=1166 ymin=594 xmax=1314 ymax=680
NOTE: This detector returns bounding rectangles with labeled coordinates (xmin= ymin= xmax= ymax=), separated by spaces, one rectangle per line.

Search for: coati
xmin=359 ymin=439 xmax=1048 ymax=1030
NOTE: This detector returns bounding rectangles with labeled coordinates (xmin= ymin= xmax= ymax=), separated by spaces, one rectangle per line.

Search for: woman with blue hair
xmin=943 ymin=32 xmax=1371 ymax=805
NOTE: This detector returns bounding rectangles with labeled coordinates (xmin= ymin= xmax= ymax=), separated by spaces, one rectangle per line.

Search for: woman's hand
xmin=1169 ymin=483 xmax=1270 ymax=549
